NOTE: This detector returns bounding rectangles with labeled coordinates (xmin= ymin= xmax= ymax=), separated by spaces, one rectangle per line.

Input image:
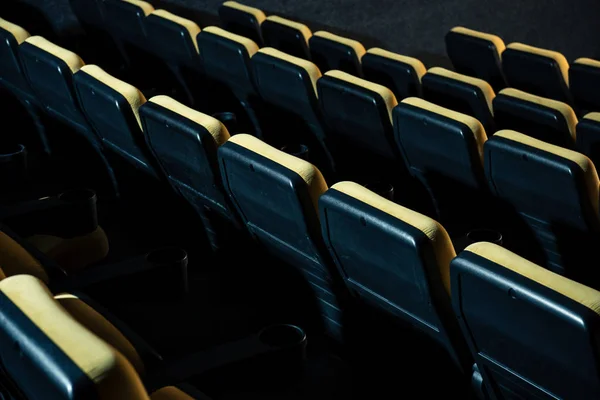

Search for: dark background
xmin=10 ymin=0 xmax=600 ymax=69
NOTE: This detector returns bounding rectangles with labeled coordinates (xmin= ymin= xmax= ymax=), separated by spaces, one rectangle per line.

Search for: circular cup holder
xmin=0 ymin=144 xmax=25 ymax=159
xmin=466 ymin=228 xmax=503 ymax=246
xmin=59 ymin=188 xmax=96 ymax=204
xmin=365 ymin=181 xmax=395 ymax=201
xmin=258 ymin=324 xmax=306 ymax=348
xmin=146 ymin=247 xmax=188 ymax=266
xmin=280 ymin=144 xmax=309 ymax=161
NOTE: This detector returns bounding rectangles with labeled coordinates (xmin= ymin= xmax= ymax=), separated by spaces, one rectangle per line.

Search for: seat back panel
xmin=145 ymin=12 xmax=200 ymax=68
xmin=0 ymin=20 xmax=32 ymax=95
xmin=261 ymin=17 xmax=311 ymax=60
xmin=104 ymin=0 xmax=152 ymax=46
xmin=218 ymin=1 xmax=265 ymax=45
xmin=309 ymin=33 xmax=364 ymax=76
xmin=570 ymin=59 xmax=600 ymax=114
xmin=361 ymin=49 xmax=424 ymax=100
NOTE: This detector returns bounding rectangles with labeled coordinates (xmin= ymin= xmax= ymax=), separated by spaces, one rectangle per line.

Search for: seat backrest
xmin=577 ymin=112 xmax=600 ymax=167
xmin=422 ymin=67 xmax=496 ymax=133
xmin=69 ymin=0 xmax=106 ymax=30
xmin=0 ymin=275 xmax=150 ymax=400
xmin=197 ymin=26 xmax=259 ymax=97
xmin=493 ymin=88 xmax=577 ymax=148
xmin=502 ymin=42 xmax=573 ymax=105
xmin=570 ymin=57 xmax=600 ymax=114
xmin=319 ymin=181 xmax=470 ymax=370
xmin=140 ymin=95 xmax=231 ymax=217
xmin=394 ymin=97 xmax=487 ymax=220
xmin=308 ymin=31 xmax=366 ymax=76
xmin=445 ymin=26 xmax=506 ymax=92
xmin=145 ymin=9 xmax=201 ymax=68
xmin=218 ymin=1 xmax=265 ymax=46
xmin=451 ymin=242 xmax=600 ymax=400
xmin=361 ymin=47 xmax=426 ymax=100
xmin=19 ymin=36 xmax=88 ymax=129
xmin=261 ymin=15 xmax=312 ymax=60
xmin=317 ymin=70 xmax=399 ymax=162
xmin=73 ymin=65 xmax=156 ymax=176
xmin=104 ymin=0 xmax=154 ymax=46
xmin=0 ymin=17 xmax=32 ymax=96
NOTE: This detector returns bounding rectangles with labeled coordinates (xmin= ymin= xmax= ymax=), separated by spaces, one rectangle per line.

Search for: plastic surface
xmin=570 ymin=62 xmax=600 ymax=115
xmin=445 ymin=30 xmax=506 ymax=92
xmin=218 ymin=3 xmax=264 ymax=46
xmin=361 ymin=52 xmax=422 ymax=100
xmin=308 ymin=35 xmax=362 ymax=76
xmin=0 ymin=25 xmax=33 ymax=96
xmin=145 ymin=14 xmax=200 ymax=69
xmin=261 ymin=19 xmax=311 ymax=60
xmin=451 ymin=250 xmax=600 ymax=399
xmin=103 ymin=0 xmax=149 ymax=46
xmin=576 ymin=117 xmax=600 ymax=167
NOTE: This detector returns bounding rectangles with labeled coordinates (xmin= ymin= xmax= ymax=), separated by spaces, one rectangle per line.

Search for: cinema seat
xmin=250 ymin=47 xmax=336 ymax=177
xmin=197 ymin=26 xmax=264 ymax=137
xmin=484 ymin=130 xmax=600 ymax=279
xmin=218 ymin=1 xmax=265 ymax=46
xmin=502 ymin=42 xmax=573 ymax=106
xmin=452 ymin=242 xmax=600 ymax=399
xmin=319 ymin=181 xmax=471 ymax=372
xmin=140 ymin=95 xmax=240 ymax=251
xmin=0 ymin=274 xmax=206 ymax=399
xmin=422 ymin=67 xmax=496 ymax=133
xmin=217 ymin=134 xmax=348 ymax=339
xmin=309 ymin=31 xmax=366 ymax=76
xmin=361 ymin=48 xmax=426 ymax=100
xmin=576 ymin=112 xmax=600 ymax=167
xmin=570 ymin=57 xmax=600 ymax=115
xmin=393 ymin=97 xmax=489 ymax=230
xmin=103 ymin=0 xmax=154 ymax=65
xmin=73 ymin=65 xmax=160 ymax=179
xmin=261 ymin=16 xmax=312 ymax=60
xmin=493 ymin=88 xmax=577 ymax=148
xmin=445 ymin=26 xmax=507 ymax=92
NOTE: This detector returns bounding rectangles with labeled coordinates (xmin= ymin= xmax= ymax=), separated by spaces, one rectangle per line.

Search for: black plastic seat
xmin=317 ymin=69 xmax=403 ymax=183
xmin=484 ymin=129 xmax=600 ymax=279
xmin=308 ymin=31 xmax=366 ymax=76
xmin=445 ymin=26 xmax=507 ymax=92
xmin=217 ymin=134 xmax=348 ymax=339
xmin=361 ymin=47 xmax=426 ymax=100
xmin=502 ymin=42 xmax=573 ymax=106
xmin=218 ymin=1 xmax=266 ymax=46
xmin=570 ymin=57 xmax=600 ymax=115
xmin=319 ymin=181 xmax=471 ymax=372
xmin=577 ymin=112 xmax=600 ymax=168
xmin=250 ymin=47 xmax=335 ymax=177
xmin=451 ymin=242 xmax=600 ymax=400
xmin=139 ymin=95 xmax=238 ymax=251
xmin=422 ymin=67 xmax=496 ymax=133
xmin=73 ymin=65 xmax=159 ymax=178
xmin=197 ymin=26 xmax=264 ymax=137
xmin=394 ymin=97 xmax=489 ymax=231
xmin=0 ymin=274 xmax=204 ymax=400
xmin=261 ymin=16 xmax=312 ymax=60
xmin=493 ymin=88 xmax=577 ymax=148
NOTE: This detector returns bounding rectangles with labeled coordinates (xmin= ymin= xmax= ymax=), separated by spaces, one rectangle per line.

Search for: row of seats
xmin=445 ymin=26 xmax=600 ymax=115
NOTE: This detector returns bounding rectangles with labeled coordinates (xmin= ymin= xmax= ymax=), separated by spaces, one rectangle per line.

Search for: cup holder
xmin=280 ymin=144 xmax=309 ymax=161
xmin=59 ymin=188 xmax=96 ymax=204
xmin=146 ymin=247 xmax=188 ymax=266
xmin=365 ymin=181 xmax=395 ymax=201
xmin=0 ymin=144 xmax=26 ymax=159
xmin=466 ymin=228 xmax=503 ymax=246
xmin=258 ymin=324 xmax=306 ymax=348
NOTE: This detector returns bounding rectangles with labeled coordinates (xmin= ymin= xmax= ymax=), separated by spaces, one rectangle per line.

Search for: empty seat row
xmin=446 ymin=26 xmax=600 ymax=115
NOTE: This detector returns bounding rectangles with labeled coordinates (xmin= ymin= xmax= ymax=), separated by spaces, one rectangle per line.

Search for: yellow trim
xmin=25 ymin=36 xmax=84 ymax=74
xmin=221 ymin=1 xmax=266 ymax=25
xmin=80 ymin=65 xmax=147 ymax=129
xmin=466 ymin=242 xmax=600 ymax=314
xmin=366 ymin=48 xmax=426 ymax=82
xmin=150 ymin=10 xmax=200 ymax=53
xmin=583 ymin=112 xmax=600 ymax=124
xmin=0 ymin=17 xmax=30 ymax=44
xmin=149 ymin=95 xmax=230 ymax=145
xmin=0 ymin=231 xmax=48 ymax=283
xmin=494 ymin=129 xmax=599 ymax=216
xmin=122 ymin=0 xmax=154 ymax=16
xmin=265 ymin=15 xmax=312 ymax=44
xmin=506 ymin=42 xmax=570 ymax=86
xmin=574 ymin=57 xmax=600 ymax=69
xmin=450 ymin=26 xmax=506 ymax=57
xmin=499 ymin=88 xmax=578 ymax=140
xmin=331 ymin=181 xmax=456 ymax=294
xmin=313 ymin=31 xmax=366 ymax=60
xmin=401 ymin=97 xmax=487 ymax=162
xmin=203 ymin=26 xmax=259 ymax=57
xmin=257 ymin=47 xmax=322 ymax=97
xmin=324 ymin=70 xmax=398 ymax=123
xmin=427 ymin=67 xmax=495 ymax=115
xmin=227 ymin=134 xmax=328 ymax=212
